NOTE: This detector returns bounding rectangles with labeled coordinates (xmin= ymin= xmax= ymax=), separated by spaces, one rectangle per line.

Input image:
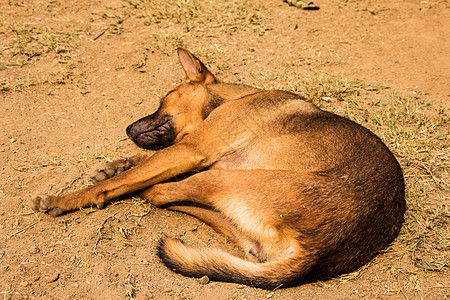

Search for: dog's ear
xmin=177 ymin=47 xmax=216 ymax=84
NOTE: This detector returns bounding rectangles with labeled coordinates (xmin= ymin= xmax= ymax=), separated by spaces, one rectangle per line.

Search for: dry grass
xmin=1 ymin=22 xmax=79 ymax=67
xmin=0 ymin=21 xmax=80 ymax=91
xmin=128 ymin=0 xmax=271 ymax=54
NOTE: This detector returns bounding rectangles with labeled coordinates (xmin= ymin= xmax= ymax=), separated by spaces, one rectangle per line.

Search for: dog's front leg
xmin=90 ymin=153 xmax=150 ymax=182
xmin=30 ymin=143 xmax=206 ymax=216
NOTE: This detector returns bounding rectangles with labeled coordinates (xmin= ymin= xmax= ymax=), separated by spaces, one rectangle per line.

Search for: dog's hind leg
xmin=149 ymin=203 xmax=261 ymax=260
xmin=143 ymin=169 xmax=316 ymax=288
xmin=141 ymin=183 xmax=263 ymax=261
xmin=141 ymin=169 xmax=311 ymax=263
xmin=149 ymin=203 xmax=237 ymax=240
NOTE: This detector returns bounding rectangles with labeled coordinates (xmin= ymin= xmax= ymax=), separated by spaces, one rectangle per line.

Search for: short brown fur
xmin=31 ymin=48 xmax=405 ymax=289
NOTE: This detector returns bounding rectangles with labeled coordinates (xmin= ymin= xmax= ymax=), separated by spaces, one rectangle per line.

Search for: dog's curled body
xmin=31 ymin=48 xmax=405 ymax=289
xmin=151 ymin=88 xmax=405 ymax=288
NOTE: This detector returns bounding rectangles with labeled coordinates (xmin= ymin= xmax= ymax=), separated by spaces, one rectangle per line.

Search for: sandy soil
xmin=0 ymin=0 xmax=448 ymax=299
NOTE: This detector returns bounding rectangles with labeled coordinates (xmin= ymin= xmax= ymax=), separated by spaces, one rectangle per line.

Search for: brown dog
xmin=31 ymin=48 xmax=405 ymax=289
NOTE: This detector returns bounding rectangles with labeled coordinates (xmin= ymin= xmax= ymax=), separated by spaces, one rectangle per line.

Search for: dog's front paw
xmin=30 ymin=195 xmax=66 ymax=217
xmin=90 ymin=158 xmax=132 ymax=182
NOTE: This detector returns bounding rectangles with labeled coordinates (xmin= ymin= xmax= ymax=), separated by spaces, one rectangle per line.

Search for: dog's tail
xmin=157 ymin=237 xmax=310 ymax=289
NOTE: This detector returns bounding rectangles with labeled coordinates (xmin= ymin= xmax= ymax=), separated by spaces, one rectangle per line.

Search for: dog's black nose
xmin=126 ymin=124 xmax=133 ymax=135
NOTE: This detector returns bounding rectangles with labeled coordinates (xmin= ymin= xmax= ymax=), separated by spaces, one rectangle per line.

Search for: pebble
xmin=69 ymin=256 xmax=77 ymax=264
xmin=45 ymin=271 xmax=60 ymax=283
xmin=20 ymin=281 xmax=30 ymax=287
xmin=199 ymin=275 xmax=210 ymax=285
xmin=30 ymin=246 xmax=40 ymax=254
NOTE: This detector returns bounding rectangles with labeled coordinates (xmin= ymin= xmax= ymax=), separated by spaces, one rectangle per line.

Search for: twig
xmin=397 ymin=275 xmax=409 ymax=300
xmin=9 ymin=220 xmax=40 ymax=237
xmin=15 ymin=212 xmax=35 ymax=216
xmin=104 ymin=137 xmax=128 ymax=147
xmin=93 ymin=27 xmax=108 ymax=41
xmin=92 ymin=16 xmax=130 ymax=41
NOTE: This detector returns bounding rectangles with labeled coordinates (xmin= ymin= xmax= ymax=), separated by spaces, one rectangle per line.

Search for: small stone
xmin=45 ymin=271 xmax=59 ymax=283
xmin=20 ymin=281 xmax=30 ymax=287
xmin=69 ymin=256 xmax=77 ymax=264
xmin=236 ymin=285 xmax=245 ymax=289
xmin=267 ymin=293 xmax=274 ymax=298
xmin=10 ymin=138 xmax=16 ymax=143
xmin=199 ymin=275 xmax=210 ymax=285
xmin=30 ymin=246 xmax=40 ymax=254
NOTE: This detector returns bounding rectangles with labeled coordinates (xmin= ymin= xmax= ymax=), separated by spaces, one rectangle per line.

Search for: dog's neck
xmin=202 ymin=83 xmax=261 ymax=118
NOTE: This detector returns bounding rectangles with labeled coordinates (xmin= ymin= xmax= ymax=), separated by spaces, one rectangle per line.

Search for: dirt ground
xmin=0 ymin=0 xmax=449 ymax=299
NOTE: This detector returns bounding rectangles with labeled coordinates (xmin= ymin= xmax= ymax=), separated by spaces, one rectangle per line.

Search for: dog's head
xmin=126 ymin=48 xmax=217 ymax=149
